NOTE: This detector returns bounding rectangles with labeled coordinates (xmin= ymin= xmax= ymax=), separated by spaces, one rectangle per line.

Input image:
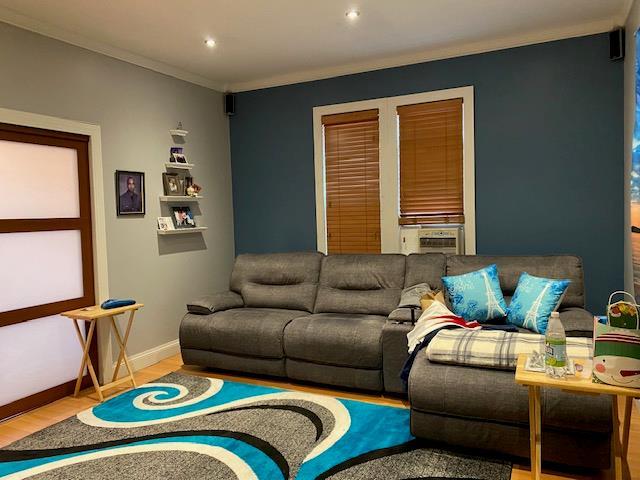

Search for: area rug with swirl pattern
xmin=0 ymin=372 xmax=511 ymax=479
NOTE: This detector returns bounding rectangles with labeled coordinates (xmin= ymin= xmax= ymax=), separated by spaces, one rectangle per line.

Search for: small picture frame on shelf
xmin=172 ymin=206 xmax=196 ymax=228
xmin=170 ymin=147 xmax=187 ymax=164
xmin=116 ymin=170 xmax=145 ymax=216
xmin=185 ymin=176 xmax=195 ymax=196
xmin=157 ymin=216 xmax=174 ymax=231
xmin=162 ymin=172 xmax=182 ymax=196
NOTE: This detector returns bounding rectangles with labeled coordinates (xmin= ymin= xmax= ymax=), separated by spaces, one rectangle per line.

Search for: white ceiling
xmin=0 ymin=0 xmax=630 ymax=92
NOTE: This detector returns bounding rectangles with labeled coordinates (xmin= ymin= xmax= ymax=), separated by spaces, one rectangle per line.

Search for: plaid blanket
xmin=425 ymin=329 xmax=593 ymax=370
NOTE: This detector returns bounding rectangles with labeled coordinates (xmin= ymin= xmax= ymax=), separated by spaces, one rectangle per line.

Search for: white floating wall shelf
xmin=157 ymin=226 xmax=208 ymax=235
xmin=169 ymin=129 xmax=189 ymax=137
xmin=164 ymin=162 xmax=194 ymax=170
xmin=159 ymin=195 xmax=203 ymax=202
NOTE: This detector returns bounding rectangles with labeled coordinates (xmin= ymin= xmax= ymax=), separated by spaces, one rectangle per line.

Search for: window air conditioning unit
xmin=400 ymin=226 xmax=464 ymax=255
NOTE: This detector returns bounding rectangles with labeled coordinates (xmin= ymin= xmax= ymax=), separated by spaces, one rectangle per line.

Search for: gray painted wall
xmin=230 ymin=33 xmax=623 ymax=313
xmin=0 ymin=22 xmax=235 ymax=361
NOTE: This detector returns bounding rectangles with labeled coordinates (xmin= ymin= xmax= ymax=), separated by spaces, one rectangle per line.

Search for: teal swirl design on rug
xmin=0 ymin=372 xmax=511 ymax=479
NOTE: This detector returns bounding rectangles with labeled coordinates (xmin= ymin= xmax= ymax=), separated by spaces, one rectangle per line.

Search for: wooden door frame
xmin=0 ymin=108 xmax=112 ymax=406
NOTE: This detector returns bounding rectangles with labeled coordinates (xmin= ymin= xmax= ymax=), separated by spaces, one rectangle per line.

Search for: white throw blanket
xmin=407 ymin=301 xmax=481 ymax=354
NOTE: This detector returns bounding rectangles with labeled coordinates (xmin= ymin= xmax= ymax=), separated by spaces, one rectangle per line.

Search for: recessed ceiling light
xmin=204 ymin=38 xmax=216 ymax=48
xmin=346 ymin=9 xmax=360 ymax=20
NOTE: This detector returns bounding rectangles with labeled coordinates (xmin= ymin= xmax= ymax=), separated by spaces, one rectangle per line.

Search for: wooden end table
xmin=61 ymin=303 xmax=143 ymax=402
xmin=515 ymin=354 xmax=637 ymax=480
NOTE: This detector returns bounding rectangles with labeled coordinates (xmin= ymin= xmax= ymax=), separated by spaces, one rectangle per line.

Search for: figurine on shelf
xmin=185 ymin=177 xmax=202 ymax=197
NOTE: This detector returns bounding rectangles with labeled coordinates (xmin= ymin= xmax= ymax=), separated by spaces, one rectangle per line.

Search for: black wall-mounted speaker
xmin=609 ymin=28 xmax=625 ymax=61
xmin=224 ymin=93 xmax=236 ymax=116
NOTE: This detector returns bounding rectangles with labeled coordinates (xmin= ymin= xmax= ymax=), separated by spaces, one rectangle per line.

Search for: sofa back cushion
xmin=445 ymin=255 xmax=584 ymax=309
xmin=404 ymin=253 xmax=446 ymax=290
xmin=230 ymin=252 xmax=323 ymax=312
xmin=314 ymin=254 xmax=406 ymax=315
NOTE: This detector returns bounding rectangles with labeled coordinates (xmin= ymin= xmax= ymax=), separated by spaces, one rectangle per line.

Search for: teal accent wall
xmin=229 ymin=34 xmax=623 ymax=312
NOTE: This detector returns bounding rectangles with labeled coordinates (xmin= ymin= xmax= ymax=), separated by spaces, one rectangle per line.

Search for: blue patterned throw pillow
xmin=441 ymin=264 xmax=507 ymax=322
xmin=507 ymin=273 xmax=570 ymax=334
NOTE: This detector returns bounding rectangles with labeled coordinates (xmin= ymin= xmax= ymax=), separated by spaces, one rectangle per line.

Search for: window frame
xmin=312 ymin=86 xmax=475 ymax=254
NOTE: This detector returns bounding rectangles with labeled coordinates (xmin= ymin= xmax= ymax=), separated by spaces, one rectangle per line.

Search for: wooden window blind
xmin=397 ymin=98 xmax=464 ymax=225
xmin=322 ymin=109 xmax=381 ymax=253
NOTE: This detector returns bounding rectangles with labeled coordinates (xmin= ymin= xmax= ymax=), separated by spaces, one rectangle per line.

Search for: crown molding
xmin=0 ymin=4 xmax=622 ymax=95
xmin=229 ymin=18 xmax=617 ymax=92
xmin=0 ymin=6 xmax=225 ymax=92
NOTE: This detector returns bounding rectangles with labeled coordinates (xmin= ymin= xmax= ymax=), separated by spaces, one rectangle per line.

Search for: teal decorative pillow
xmin=441 ymin=264 xmax=507 ymax=322
xmin=507 ymin=273 xmax=570 ymax=334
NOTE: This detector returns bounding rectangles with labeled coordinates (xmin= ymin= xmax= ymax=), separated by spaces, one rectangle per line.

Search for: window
xmin=313 ymin=86 xmax=475 ymax=254
xmin=322 ymin=109 xmax=381 ymax=253
xmin=397 ymin=98 xmax=463 ymax=225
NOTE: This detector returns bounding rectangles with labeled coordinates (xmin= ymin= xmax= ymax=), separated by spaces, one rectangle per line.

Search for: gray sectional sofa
xmin=179 ymin=252 xmax=610 ymax=469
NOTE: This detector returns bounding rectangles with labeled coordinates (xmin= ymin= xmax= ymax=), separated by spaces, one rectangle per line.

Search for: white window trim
xmin=312 ymin=85 xmax=475 ymax=255
xmin=0 ymin=107 xmax=113 ymax=382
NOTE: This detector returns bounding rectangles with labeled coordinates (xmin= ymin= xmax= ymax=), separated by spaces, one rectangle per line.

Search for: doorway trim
xmin=0 ymin=107 xmax=113 ymax=382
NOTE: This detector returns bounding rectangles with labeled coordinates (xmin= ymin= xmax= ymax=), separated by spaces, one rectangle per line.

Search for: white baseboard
xmin=112 ymin=339 xmax=180 ymax=379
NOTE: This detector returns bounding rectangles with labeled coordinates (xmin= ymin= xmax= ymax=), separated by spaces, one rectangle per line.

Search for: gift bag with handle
xmin=592 ymin=291 xmax=640 ymax=388
xmin=607 ymin=291 xmax=639 ymax=329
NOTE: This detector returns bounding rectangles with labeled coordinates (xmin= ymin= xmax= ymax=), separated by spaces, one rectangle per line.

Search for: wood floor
xmin=0 ymin=353 xmax=637 ymax=479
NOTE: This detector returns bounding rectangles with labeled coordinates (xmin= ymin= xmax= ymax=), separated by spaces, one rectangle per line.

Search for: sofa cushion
xmin=405 ymin=253 xmax=446 ymax=290
xmin=185 ymin=308 xmax=309 ymax=359
xmin=230 ymin=252 xmax=323 ymax=312
xmin=446 ymin=255 xmax=584 ymax=309
xmin=284 ymin=313 xmax=386 ymax=368
xmin=314 ymin=254 xmax=405 ymax=315
xmin=409 ymin=352 xmax=611 ymax=433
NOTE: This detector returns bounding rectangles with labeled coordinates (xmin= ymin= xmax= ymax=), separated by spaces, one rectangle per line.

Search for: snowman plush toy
xmin=593 ymin=332 xmax=640 ymax=388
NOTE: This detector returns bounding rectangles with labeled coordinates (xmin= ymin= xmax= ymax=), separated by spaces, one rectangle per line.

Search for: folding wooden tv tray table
xmin=62 ymin=303 xmax=143 ymax=402
xmin=515 ymin=354 xmax=637 ymax=480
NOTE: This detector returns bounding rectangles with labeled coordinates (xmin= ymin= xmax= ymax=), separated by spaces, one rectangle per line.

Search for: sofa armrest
xmin=186 ymin=291 xmax=244 ymax=315
xmin=389 ymin=306 xmax=422 ymax=324
xmin=559 ymin=307 xmax=594 ymax=337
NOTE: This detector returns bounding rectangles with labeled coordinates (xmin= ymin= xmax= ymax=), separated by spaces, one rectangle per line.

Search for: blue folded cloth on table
xmin=101 ymin=299 xmax=136 ymax=309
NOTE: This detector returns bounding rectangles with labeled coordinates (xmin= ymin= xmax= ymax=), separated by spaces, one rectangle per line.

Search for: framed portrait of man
xmin=116 ymin=170 xmax=145 ymax=216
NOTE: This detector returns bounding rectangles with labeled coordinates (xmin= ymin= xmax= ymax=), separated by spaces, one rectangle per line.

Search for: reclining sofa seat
xmin=283 ymin=253 xmax=406 ymax=391
xmin=408 ymin=255 xmax=612 ymax=469
xmin=180 ymin=252 xmax=323 ymax=377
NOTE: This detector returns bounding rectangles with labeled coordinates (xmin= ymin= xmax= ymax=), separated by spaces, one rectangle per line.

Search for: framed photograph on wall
xmin=162 ymin=172 xmax=182 ymax=196
xmin=172 ymin=206 xmax=196 ymax=228
xmin=116 ymin=170 xmax=145 ymax=216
